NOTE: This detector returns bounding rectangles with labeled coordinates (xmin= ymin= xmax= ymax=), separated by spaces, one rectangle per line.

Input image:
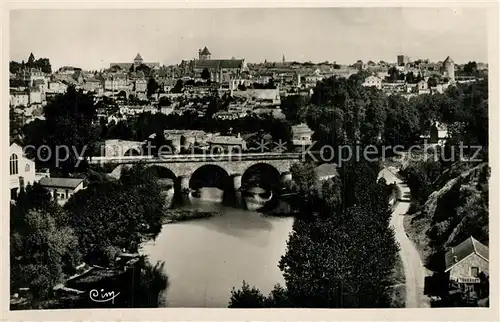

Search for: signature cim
xmin=89 ymin=289 xmax=120 ymax=304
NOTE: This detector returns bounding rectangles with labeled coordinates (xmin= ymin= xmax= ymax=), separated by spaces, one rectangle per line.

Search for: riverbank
xmin=162 ymin=209 xmax=222 ymax=224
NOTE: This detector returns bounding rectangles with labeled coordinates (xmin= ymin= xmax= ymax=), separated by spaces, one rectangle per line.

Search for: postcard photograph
xmin=5 ymin=5 xmax=494 ymax=313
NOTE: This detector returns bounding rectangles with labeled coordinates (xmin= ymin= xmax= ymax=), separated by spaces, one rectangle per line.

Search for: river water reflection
xmin=141 ymin=188 xmax=294 ymax=307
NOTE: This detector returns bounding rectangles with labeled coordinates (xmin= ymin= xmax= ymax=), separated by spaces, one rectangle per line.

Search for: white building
xmin=291 ymin=123 xmax=314 ymax=148
xmin=10 ymin=142 xmax=37 ymax=199
xmin=29 ymin=88 xmax=43 ymax=104
xmin=10 ymin=91 xmax=29 ymax=107
xmin=47 ymin=81 xmax=68 ymax=94
xmin=362 ymin=75 xmax=383 ymax=89
xmin=39 ymin=177 xmax=85 ymax=206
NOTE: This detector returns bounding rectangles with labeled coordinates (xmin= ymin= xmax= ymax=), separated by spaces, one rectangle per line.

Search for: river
xmin=141 ymin=188 xmax=294 ymax=308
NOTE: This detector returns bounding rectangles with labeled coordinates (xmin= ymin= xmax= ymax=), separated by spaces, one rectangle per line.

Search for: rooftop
xmin=445 ymin=236 xmax=489 ymax=272
xmin=200 ymin=47 xmax=211 ymax=55
xmin=39 ymin=177 xmax=84 ymax=189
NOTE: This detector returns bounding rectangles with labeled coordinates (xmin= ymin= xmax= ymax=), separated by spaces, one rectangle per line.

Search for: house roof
xmin=134 ymin=53 xmax=143 ymax=61
xmin=445 ymin=236 xmax=489 ymax=272
xmin=110 ymin=63 xmax=133 ymax=70
xmin=39 ymin=177 xmax=84 ymax=189
xmin=207 ymin=136 xmax=245 ymax=145
xmin=200 ymin=47 xmax=211 ymax=55
xmin=194 ymin=59 xmax=244 ymax=70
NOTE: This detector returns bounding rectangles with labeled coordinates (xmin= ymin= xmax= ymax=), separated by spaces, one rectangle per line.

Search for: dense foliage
xmin=64 ymin=164 xmax=166 ymax=264
xmin=10 ymin=183 xmax=81 ymax=303
xmin=229 ymin=160 xmax=399 ymax=308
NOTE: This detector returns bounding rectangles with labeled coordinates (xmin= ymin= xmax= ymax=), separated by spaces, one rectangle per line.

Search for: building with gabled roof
xmin=192 ymin=46 xmax=247 ymax=82
xmin=39 ymin=177 xmax=85 ymax=206
xmin=199 ymin=47 xmax=212 ymax=60
xmin=443 ymin=236 xmax=489 ymax=298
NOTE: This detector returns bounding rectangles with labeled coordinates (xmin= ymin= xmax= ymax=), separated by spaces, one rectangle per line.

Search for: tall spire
xmin=282 ymin=54 xmax=285 ymax=64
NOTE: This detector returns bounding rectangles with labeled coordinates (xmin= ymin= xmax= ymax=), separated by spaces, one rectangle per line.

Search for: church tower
xmin=199 ymin=47 xmax=211 ymax=60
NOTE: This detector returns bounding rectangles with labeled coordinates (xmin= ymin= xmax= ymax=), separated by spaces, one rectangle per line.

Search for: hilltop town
xmin=10 ymin=49 xmax=487 ymax=128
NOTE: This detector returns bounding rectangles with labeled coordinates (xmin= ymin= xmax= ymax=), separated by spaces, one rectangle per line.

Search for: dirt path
xmin=379 ymin=167 xmax=430 ymax=308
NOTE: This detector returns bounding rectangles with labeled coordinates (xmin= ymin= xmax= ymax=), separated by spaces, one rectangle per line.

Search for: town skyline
xmin=10 ymin=7 xmax=488 ymax=70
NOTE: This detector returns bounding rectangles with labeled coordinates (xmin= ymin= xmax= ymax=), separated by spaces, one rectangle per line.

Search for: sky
xmin=10 ymin=7 xmax=489 ymax=70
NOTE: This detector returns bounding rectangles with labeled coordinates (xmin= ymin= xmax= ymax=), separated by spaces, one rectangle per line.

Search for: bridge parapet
xmin=86 ymin=153 xmax=303 ymax=181
xmin=85 ymin=152 xmax=304 ymax=165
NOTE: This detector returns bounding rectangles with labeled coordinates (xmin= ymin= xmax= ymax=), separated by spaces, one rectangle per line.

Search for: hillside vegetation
xmin=404 ymin=161 xmax=489 ymax=271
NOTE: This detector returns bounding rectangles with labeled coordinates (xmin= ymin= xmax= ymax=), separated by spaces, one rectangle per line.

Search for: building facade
xmin=397 ymin=55 xmax=410 ymax=66
xmin=443 ymin=56 xmax=455 ymax=81
xmin=39 ymin=177 xmax=85 ymax=206
xmin=10 ymin=91 xmax=29 ymax=107
xmin=362 ymin=75 xmax=383 ymax=89
xmin=193 ymin=46 xmax=247 ymax=82
xmin=444 ymin=236 xmax=489 ymax=298
xmin=10 ymin=143 xmax=37 ymax=200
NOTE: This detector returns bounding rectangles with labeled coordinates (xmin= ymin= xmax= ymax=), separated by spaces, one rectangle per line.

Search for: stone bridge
xmin=87 ymin=153 xmax=302 ymax=191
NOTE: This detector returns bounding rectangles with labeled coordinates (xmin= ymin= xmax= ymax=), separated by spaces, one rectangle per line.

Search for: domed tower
xmin=443 ymin=56 xmax=455 ymax=81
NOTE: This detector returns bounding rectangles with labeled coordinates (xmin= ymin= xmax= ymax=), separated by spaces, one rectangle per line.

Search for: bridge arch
xmin=189 ymin=164 xmax=231 ymax=191
xmin=241 ymin=162 xmax=282 ymax=193
xmin=146 ymin=165 xmax=176 ymax=180
xmin=124 ymin=147 xmax=142 ymax=156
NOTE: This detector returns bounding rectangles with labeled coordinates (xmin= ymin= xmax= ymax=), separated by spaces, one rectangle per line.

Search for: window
xmin=471 ymin=267 xmax=479 ymax=277
xmin=25 ymin=163 xmax=30 ymax=172
xmin=10 ymin=154 xmax=18 ymax=175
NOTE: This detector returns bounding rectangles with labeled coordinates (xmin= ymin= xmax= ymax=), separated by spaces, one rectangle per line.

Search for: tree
xmin=201 ymin=68 xmax=211 ymax=81
xmin=206 ymin=90 xmax=221 ymax=121
xmin=228 ymin=281 xmax=266 ymax=308
xmin=42 ymin=86 xmax=100 ymax=172
xmin=10 ymin=106 xmax=24 ymax=138
xmin=269 ymin=119 xmax=293 ymax=147
xmin=147 ymin=77 xmax=160 ymax=97
xmin=463 ymin=61 xmax=478 ymax=76
xmin=34 ymin=58 xmax=52 ymax=73
xmin=388 ymin=67 xmax=400 ymax=82
xmin=266 ymin=78 xmax=276 ymax=89
xmin=228 ymin=282 xmax=290 ymax=308
xmin=383 ymin=94 xmax=420 ymax=148
xmin=64 ymin=164 xmax=166 ymax=264
xmin=280 ymin=95 xmax=306 ymax=123
xmin=428 ymin=77 xmax=438 ymax=88
xmin=171 ymin=79 xmax=183 ymax=93
xmin=158 ymin=96 xmax=172 ymax=107
xmin=405 ymin=72 xmax=415 ymax=84
xmin=117 ymin=90 xmax=127 ymax=99
xmin=10 ymin=209 xmax=80 ymax=301
xmin=276 ymin=159 xmax=397 ymax=308
xmin=108 ymin=120 xmax=134 ymax=140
